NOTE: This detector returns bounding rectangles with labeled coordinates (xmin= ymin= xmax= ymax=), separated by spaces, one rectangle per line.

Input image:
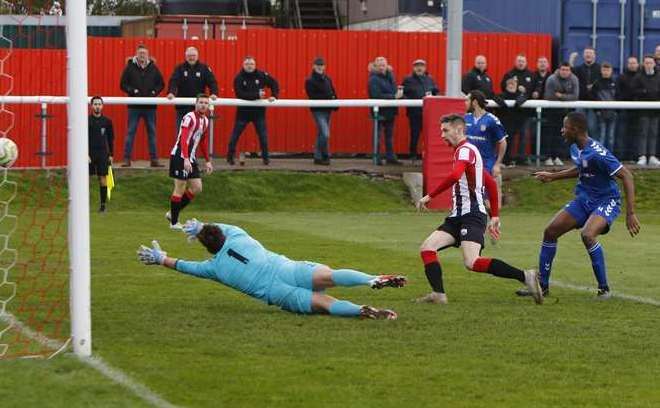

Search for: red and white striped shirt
xmin=171 ymin=111 xmax=210 ymax=162
xmin=429 ymin=139 xmax=497 ymax=217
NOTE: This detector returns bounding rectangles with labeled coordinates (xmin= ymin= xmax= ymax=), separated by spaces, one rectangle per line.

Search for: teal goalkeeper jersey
xmin=175 ymin=223 xmax=293 ymax=302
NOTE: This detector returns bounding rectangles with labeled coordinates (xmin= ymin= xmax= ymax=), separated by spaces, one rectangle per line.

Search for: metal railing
xmin=1 ymin=96 xmax=659 ymax=167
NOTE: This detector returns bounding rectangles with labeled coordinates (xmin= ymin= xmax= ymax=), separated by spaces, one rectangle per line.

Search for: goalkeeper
xmin=137 ymin=219 xmax=405 ymax=320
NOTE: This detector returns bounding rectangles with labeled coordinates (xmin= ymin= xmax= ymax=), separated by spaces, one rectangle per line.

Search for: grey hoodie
xmin=544 ymin=70 xmax=579 ymax=101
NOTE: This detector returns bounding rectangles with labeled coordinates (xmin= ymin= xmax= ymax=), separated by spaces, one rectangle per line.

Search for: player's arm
xmin=417 ymin=161 xmax=467 ymax=210
xmin=614 ymin=166 xmax=641 ymax=237
xmin=482 ymin=170 xmax=501 ymax=240
xmin=533 ymin=166 xmax=579 ymax=183
xmin=199 ymin=129 xmax=213 ymax=174
xmin=137 ymin=241 xmax=215 ymax=279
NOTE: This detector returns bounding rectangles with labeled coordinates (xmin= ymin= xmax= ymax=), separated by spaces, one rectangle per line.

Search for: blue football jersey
xmin=464 ymin=112 xmax=507 ymax=173
xmin=570 ymin=138 xmax=622 ymax=200
xmin=175 ymin=223 xmax=294 ymax=303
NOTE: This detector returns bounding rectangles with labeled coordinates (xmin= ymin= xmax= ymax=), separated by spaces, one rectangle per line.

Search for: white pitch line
xmin=553 ymin=280 xmax=660 ymax=306
xmin=0 ymin=312 xmax=180 ymax=408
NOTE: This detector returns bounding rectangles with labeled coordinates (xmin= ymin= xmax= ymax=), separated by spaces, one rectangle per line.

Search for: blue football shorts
xmin=266 ymin=261 xmax=320 ymax=314
xmin=564 ymin=196 xmax=621 ymax=231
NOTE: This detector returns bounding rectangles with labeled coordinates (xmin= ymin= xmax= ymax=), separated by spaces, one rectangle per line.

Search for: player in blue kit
xmin=516 ymin=112 xmax=640 ymax=299
xmin=465 ymin=91 xmax=508 ymax=207
xmin=137 ymin=219 xmax=406 ymax=319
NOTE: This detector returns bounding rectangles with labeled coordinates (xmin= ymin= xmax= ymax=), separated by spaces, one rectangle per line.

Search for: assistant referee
xmin=88 ymin=96 xmax=114 ymax=213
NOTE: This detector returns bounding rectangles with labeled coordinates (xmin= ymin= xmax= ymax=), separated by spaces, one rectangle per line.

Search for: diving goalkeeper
xmin=137 ymin=219 xmax=406 ymax=320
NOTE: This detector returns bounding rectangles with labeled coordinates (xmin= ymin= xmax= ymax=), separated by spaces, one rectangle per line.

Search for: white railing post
xmin=66 ymin=0 xmax=91 ymax=357
xmin=372 ymin=106 xmax=379 ymax=165
xmin=535 ymin=107 xmax=543 ymax=167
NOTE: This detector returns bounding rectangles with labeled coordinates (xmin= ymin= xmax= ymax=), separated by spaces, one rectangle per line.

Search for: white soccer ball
xmin=0 ymin=138 xmax=18 ymax=168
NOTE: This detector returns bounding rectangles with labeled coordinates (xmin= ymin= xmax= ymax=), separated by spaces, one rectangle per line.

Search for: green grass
xmin=1 ymin=170 xmax=659 ymax=407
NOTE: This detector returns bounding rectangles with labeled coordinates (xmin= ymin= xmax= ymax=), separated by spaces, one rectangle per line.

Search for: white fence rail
xmin=1 ymin=96 xmax=658 ymax=167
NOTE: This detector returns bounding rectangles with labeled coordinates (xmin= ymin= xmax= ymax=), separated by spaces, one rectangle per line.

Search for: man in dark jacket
xmin=494 ymin=77 xmax=528 ymax=164
xmin=592 ymin=63 xmax=618 ymax=151
xmin=368 ymin=56 xmax=403 ymax=165
xmin=531 ymin=56 xmax=550 ymax=100
xmin=631 ymin=55 xmax=660 ymax=166
xmin=615 ymin=56 xmax=640 ymax=159
xmin=461 ymin=55 xmax=494 ymax=98
xmin=226 ymin=56 xmax=279 ymax=165
xmin=305 ymin=57 xmax=337 ymax=165
xmin=571 ymin=46 xmax=601 ymax=136
xmin=402 ymin=59 xmax=439 ymax=163
xmin=167 ymin=46 xmax=219 ymax=131
xmin=88 ymin=96 xmax=114 ymax=213
xmin=500 ymin=54 xmax=534 ymax=97
xmin=119 ymin=44 xmax=164 ymax=167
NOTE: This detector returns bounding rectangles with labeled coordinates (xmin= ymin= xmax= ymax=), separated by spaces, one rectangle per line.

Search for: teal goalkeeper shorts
xmin=267 ymin=261 xmax=320 ymax=314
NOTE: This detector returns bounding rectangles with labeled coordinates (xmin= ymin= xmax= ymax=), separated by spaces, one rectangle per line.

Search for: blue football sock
xmin=328 ymin=300 xmax=362 ymax=317
xmin=588 ymin=242 xmax=609 ymax=289
xmin=331 ymin=269 xmax=374 ymax=287
xmin=539 ymin=241 xmax=557 ymax=289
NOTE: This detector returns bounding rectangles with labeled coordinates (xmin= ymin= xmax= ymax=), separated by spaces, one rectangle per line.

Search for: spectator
xmin=461 ymin=55 xmax=494 ymax=98
xmin=531 ymin=56 xmax=551 ymax=100
xmin=616 ymin=56 xmax=640 ymax=159
xmin=402 ymin=59 xmax=439 ymax=163
xmin=494 ymin=78 xmax=528 ymax=164
xmin=543 ymin=62 xmax=579 ymax=165
xmin=571 ymin=46 xmax=601 ymax=136
xmin=655 ymin=45 xmax=660 ymax=69
xmin=500 ymin=54 xmax=534 ymax=97
xmin=305 ymin=57 xmax=338 ymax=166
xmin=167 ymin=46 xmax=219 ymax=131
xmin=119 ymin=44 xmax=165 ymax=167
xmin=592 ymin=62 xmax=617 ymax=151
xmin=368 ymin=56 xmax=403 ymax=165
xmin=631 ymin=55 xmax=660 ymax=166
xmin=226 ymin=56 xmax=279 ymax=166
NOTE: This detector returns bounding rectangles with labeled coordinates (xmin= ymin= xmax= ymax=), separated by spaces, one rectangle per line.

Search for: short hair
xmin=601 ymin=62 xmax=612 ymax=69
xmin=441 ymin=114 xmax=465 ymax=127
xmin=584 ymin=46 xmax=595 ymax=52
xmin=516 ymin=53 xmax=526 ymax=58
xmin=559 ymin=61 xmax=571 ymax=68
xmin=197 ymin=224 xmax=226 ymax=254
xmin=468 ymin=90 xmax=487 ymax=109
xmin=90 ymin=96 xmax=103 ymax=104
xmin=643 ymin=54 xmax=655 ymax=61
xmin=243 ymin=55 xmax=255 ymax=62
xmin=565 ymin=112 xmax=588 ymax=133
xmin=185 ymin=46 xmax=198 ymax=54
xmin=136 ymin=44 xmax=148 ymax=51
xmin=196 ymin=93 xmax=210 ymax=100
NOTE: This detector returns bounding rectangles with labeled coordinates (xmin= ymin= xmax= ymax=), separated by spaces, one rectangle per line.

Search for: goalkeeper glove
xmin=137 ymin=240 xmax=167 ymax=265
xmin=183 ymin=218 xmax=204 ymax=241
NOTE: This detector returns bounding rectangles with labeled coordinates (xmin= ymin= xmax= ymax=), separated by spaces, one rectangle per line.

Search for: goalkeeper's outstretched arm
xmin=137 ymin=240 xmax=215 ymax=279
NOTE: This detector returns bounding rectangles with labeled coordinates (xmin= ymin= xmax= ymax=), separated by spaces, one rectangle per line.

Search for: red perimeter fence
xmin=4 ymin=30 xmax=551 ymax=167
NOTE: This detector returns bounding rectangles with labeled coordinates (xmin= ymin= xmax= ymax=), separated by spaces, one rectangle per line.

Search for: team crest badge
xmin=184 ymin=71 xmax=188 ymax=77
xmin=480 ymin=125 xmax=486 ymax=132
xmin=460 ymin=228 xmax=468 ymax=236
xmin=582 ymin=159 xmax=588 ymax=168
xmin=196 ymin=72 xmax=201 ymax=77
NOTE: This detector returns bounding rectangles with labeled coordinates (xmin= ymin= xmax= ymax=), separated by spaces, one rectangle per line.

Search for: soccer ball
xmin=0 ymin=138 xmax=18 ymax=168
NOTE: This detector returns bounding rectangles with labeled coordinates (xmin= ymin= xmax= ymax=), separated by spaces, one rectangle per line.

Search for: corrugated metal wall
xmin=5 ymin=30 xmax=551 ymax=167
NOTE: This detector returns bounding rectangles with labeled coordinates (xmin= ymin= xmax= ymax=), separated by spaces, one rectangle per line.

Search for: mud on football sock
xmin=180 ymin=189 xmax=195 ymax=210
xmin=473 ymin=257 xmax=525 ymax=283
xmin=588 ymin=242 xmax=609 ymax=290
xmin=539 ymin=241 xmax=557 ymax=290
xmin=99 ymin=186 xmax=107 ymax=205
xmin=421 ymin=250 xmax=444 ymax=293
xmin=170 ymin=195 xmax=182 ymax=225
xmin=331 ymin=269 xmax=373 ymax=287
xmin=328 ymin=300 xmax=362 ymax=317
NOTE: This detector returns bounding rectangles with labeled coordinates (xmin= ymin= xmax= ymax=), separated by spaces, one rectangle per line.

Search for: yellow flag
xmin=107 ymin=165 xmax=115 ymax=200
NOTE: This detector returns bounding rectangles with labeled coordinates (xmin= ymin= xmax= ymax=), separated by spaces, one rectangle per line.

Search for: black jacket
xmin=233 ymin=69 xmax=280 ymax=113
xmin=88 ymin=114 xmax=114 ymax=158
xmin=119 ymin=57 xmax=164 ymax=110
xmin=368 ymin=71 xmax=399 ymax=120
xmin=616 ymin=69 xmax=639 ymax=101
xmin=631 ymin=69 xmax=660 ymax=101
xmin=593 ymin=77 xmax=618 ymax=120
xmin=461 ymin=67 xmax=494 ymax=98
xmin=572 ymin=62 xmax=601 ymax=100
xmin=500 ymin=67 xmax=535 ymax=97
xmin=531 ymin=70 xmax=550 ymax=99
xmin=402 ymin=72 xmax=439 ymax=116
xmin=305 ymin=71 xmax=338 ymax=113
xmin=167 ymin=61 xmax=219 ymax=112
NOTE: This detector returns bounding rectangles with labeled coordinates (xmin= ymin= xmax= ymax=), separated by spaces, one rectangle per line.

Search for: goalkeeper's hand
xmin=183 ymin=218 xmax=204 ymax=241
xmin=137 ymin=240 xmax=167 ymax=265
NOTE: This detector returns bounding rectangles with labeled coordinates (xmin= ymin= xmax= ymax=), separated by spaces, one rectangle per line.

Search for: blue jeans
xmin=311 ymin=110 xmax=332 ymax=160
xmin=597 ymin=113 xmax=617 ymax=151
xmin=375 ymin=118 xmax=396 ymax=161
xmin=227 ymin=111 xmax=269 ymax=160
xmin=124 ymin=108 xmax=158 ymax=160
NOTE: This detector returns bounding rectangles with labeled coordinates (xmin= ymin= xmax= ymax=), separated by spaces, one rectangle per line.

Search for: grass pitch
xmin=1 ymin=170 xmax=659 ymax=407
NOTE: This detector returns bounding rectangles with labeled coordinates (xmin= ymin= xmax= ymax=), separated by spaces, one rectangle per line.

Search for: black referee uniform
xmin=89 ymin=114 xmax=114 ymax=176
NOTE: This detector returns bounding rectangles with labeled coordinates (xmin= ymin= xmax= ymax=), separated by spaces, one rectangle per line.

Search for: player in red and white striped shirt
xmin=167 ymin=94 xmax=214 ymax=229
xmin=415 ymin=114 xmax=542 ymax=305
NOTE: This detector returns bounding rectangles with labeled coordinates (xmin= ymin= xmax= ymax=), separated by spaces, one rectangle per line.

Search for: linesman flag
xmin=107 ymin=165 xmax=115 ymax=200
